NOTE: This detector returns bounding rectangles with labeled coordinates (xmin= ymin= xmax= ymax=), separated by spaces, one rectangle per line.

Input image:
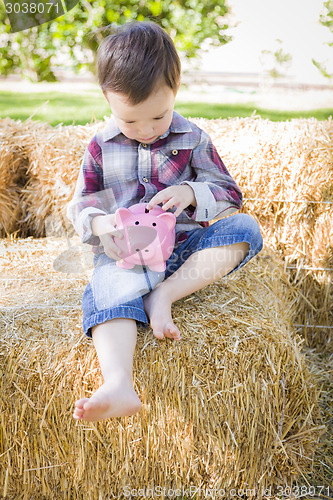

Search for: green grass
xmin=0 ymin=89 xmax=332 ymax=126
xmin=176 ymin=101 xmax=333 ymax=122
xmin=0 ymin=90 xmax=108 ymax=126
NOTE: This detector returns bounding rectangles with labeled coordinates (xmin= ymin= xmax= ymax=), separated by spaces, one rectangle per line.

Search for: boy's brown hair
xmin=97 ymin=21 xmax=181 ymax=105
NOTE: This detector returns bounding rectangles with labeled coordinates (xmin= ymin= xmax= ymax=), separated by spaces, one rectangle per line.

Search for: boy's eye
xmin=154 ymin=116 xmax=163 ymax=120
xmin=125 ymin=121 xmax=135 ymax=124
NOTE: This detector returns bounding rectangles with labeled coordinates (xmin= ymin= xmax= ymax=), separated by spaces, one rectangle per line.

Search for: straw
xmin=0 ymin=236 xmax=324 ymax=498
xmin=1 ymin=115 xmax=332 ymax=347
xmin=191 ymin=116 xmax=333 ymax=351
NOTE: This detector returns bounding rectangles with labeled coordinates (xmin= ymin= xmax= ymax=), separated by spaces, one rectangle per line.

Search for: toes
xmin=73 ymin=398 xmax=89 ymax=420
xmin=164 ymin=322 xmax=181 ymax=340
xmin=75 ymin=398 xmax=89 ymax=410
xmin=153 ymin=330 xmax=164 ymax=340
xmin=83 ymin=400 xmax=95 ymax=411
xmin=151 ymin=323 xmax=181 ymax=340
xmin=73 ymin=408 xmax=85 ymax=420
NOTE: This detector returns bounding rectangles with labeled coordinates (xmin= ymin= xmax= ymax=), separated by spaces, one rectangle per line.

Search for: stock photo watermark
xmin=2 ymin=0 xmax=79 ymax=32
xmin=118 ymin=484 xmax=332 ymax=498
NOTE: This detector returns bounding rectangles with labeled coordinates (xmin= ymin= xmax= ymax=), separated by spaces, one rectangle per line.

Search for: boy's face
xmin=105 ymin=82 xmax=178 ymax=144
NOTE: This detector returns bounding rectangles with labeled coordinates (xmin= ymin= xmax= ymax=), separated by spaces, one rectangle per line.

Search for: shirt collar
xmin=102 ymin=116 xmax=122 ymax=142
xmin=102 ymin=111 xmax=193 ymax=143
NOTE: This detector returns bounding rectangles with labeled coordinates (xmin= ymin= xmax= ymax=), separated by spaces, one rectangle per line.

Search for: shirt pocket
xmin=156 ymin=148 xmax=193 ymax=185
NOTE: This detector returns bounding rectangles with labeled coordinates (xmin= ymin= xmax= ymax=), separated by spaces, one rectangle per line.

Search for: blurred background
xmin=0 ymin=0 xmax=333 ymax=123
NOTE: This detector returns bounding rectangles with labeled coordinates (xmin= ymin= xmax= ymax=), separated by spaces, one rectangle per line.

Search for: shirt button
xmin=172 ymin=149 xmax=178 ymax=155
xmin=142 ymin=177 xmax=149 ymax=183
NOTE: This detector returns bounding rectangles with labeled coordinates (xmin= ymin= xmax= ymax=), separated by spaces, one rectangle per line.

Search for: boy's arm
xmin=67 ymin=140 xmax=112 ymax=245
xmin=180 ymin=129 xmax=242 ymax=222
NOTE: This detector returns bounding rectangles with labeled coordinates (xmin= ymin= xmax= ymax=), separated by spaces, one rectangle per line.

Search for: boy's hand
xmin=146 ymin=185 xmax=196 ymax=217
xmin=91 ymin=214 xmax=124 ymax=261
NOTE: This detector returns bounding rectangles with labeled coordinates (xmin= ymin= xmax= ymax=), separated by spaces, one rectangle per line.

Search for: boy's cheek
xmin=118 ymin=124 xmax=131 ymax=137
xmin=112 ymin=119 xmax=133 ymax=139
xmin=122 ymin=129 xmax=137 ymax=141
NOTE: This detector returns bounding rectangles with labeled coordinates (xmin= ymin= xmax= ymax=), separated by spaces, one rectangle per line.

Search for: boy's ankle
xmin=101 ymin=368 xmax=134 ymax=385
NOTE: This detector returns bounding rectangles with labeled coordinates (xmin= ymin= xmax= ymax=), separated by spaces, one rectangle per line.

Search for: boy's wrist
xmin=91 ymin=213 xmax=117 ymax=236
xmin=182 ymin=183 xmax=197 ymax=207
xmin=91 ymin=215 xmax=107 ymax=236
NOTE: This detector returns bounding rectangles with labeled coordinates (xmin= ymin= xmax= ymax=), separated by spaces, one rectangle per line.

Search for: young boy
xmin=67 ymin=21 xmax=263 ymax=422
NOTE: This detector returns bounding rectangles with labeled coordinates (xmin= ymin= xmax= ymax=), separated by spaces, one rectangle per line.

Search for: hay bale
xmin=1 ymin=116 xmax=332 ymax=348
xmin=0 ymin=118 xmax=41 ymax=237
xmin=23 ymin=122 xmax=104 ymax=237
xmin=0 ymin=118 xmax=104 ymax=238
xmin=191 ymin=116 xmax=333 ymax=351
xmin=302 ymin=347 xmax=333 ymax=487
xmin=21 ymin=121 xmax=105 ymax=238
xmin=0 ymin=237 xmax=324 ymax=498
xmin=191 ymin=116 xmax=333 ymax=267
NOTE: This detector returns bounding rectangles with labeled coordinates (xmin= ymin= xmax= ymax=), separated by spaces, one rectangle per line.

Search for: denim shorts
xmin=82 ymin=213 xmax=263 ymax=337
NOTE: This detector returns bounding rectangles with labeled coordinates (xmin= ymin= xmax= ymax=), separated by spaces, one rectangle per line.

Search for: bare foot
xmin=143 ymin=285 xmax=181 ymax=340
xmin=73 ymin=376 xmax=141 ymax=422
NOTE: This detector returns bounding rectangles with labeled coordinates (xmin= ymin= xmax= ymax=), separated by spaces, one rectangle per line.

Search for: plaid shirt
xmin=67 ymin=112 xmax=242 ymax=253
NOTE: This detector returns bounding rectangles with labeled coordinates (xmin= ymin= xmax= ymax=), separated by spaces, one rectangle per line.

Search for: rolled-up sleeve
xmin=67 ymin=139 xmax=109 ymax=245
xmin=181 ymin=129 xmax=242 ymax=222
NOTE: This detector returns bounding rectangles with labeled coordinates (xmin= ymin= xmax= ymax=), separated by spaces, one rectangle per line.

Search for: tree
xmin=0 ymin=0 xmax=230 ymax=82
xmin=313 ymin=0 xmax=333 ymax=80
xmin=259 ymin=39 xmax=292 ymax=79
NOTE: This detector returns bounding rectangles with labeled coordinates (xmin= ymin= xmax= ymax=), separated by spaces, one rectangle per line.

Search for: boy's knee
xmin=216 ymin=213 xmax=263 ymax=254
xmin=241 ymin=212 xmax=261 ymax=231
xmin=237 ymin=213 xmax=263 ymax=253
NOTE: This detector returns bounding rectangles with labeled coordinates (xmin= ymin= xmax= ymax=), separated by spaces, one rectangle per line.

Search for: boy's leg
xmin=143 ymin=242 xmax=249 ymax=340
xmin=73 ymin=318 xmax=142 ymax=422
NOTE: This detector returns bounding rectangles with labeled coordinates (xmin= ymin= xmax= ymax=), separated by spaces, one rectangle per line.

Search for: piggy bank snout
xmin=127 ymin=226 xmax=157 ymax=253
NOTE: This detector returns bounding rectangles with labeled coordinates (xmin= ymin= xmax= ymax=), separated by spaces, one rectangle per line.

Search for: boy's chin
xmin=136 ymin=136 xmax=159 ymax=144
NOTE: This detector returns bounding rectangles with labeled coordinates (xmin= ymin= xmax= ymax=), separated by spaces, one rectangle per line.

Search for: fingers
xmin=99 ymin=234 xmax=123 ymax=261
xmin=146 ymin=198 xmax=158 ymax=211
xmin=91 ymin=214 xmax=126 ymax=261
xmin=161 ymin=198 xmax=182 ymax=215
xmin=105 ymin=248 xmax=123 ymax=261
xmin=148 ymin=198 xmax=182 ymax=217
xmin=147 ymin=186 xmax=193 ymax=216
xmin=146 ymin=188 xmax=172 ymax=210
xmin=107 ymin=226 xmax=123 ymax=240
xmin=147 ymin=194 xmax=178 ymax=213
xmin=102 ymin=218 xmax=123 ymax=240
xmin=160 ymin=198 xmax=175 ymax=211
xmin=92 ymin=214 xmax=123 ymax=239
xmin=173 ymin=206 xmax=183 ymax=217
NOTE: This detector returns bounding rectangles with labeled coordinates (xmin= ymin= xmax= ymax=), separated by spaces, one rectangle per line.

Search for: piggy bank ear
xmin=115 ymin=207 xmax=131 ymax=226
xmin=157 ymin=212 xmax=176 ymax=230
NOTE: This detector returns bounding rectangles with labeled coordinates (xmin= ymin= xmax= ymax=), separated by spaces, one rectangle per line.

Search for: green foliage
xmin=319 ymin=0 xmax=333 ymax=31
xmin=312 ymin=58 xmax=333 ymax=80
xmin=0 ymin=0 xmax=230 ymax=81
xmin=313 ymin=0 xmax=333 ymax=79
xmin=259 ymin=40 xmax=292 ymax=79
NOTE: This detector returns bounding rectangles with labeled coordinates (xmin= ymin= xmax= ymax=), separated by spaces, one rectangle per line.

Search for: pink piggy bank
xmin=114 ymin=203 xmax=176 ymax=272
